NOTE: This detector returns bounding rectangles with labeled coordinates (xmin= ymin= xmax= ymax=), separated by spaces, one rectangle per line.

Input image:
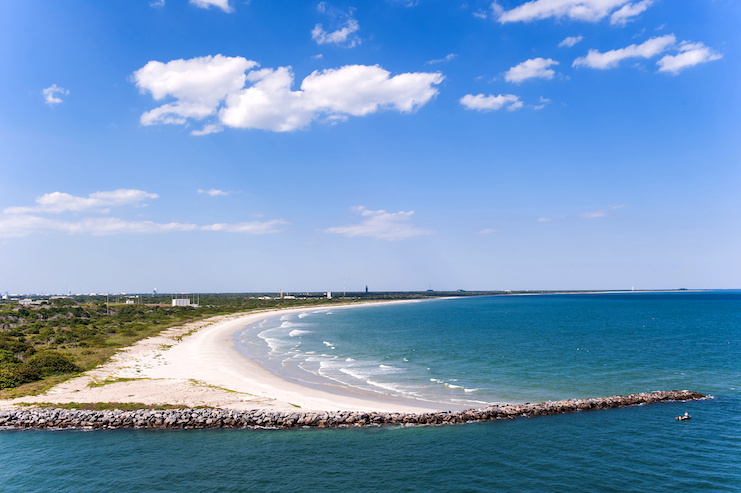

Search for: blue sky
xmin=0 ymin=0 xmax=738 ymax=294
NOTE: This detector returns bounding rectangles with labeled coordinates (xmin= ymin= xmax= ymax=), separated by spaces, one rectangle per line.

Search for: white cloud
xmin=476 ymin=228 xmax=500 ymax=234
xmin=135 ymin=56 xmax=444 ymax=133
xmin=42 ymin=84 xmax=69 ymax=106
xmin=133 ymin=55 xmax=257 ymax=126
xmin=3 ymin=189 xmax=158 ymax=215
xmin=505 ymin=58 xmax=559 ymax=83
xmin=150 ymin=0 xmax=165 ymax=7
xmin=325 ymin=206 xmax=434 ymax=241
xmin=0 ymin=216 xmax=286 ymax=237
xmin=1 ymin=189 xmax=286 ymax=237
xmin=426 ymin=53 xmax=458 ymax=65
xmin=190 ymin=124 xmax=223 ymax=136
xmin=559 ymin=35 xmax=584 ymax=48
xmin=312 ymin=19 xmax=360 ymax=47
xmin=198 ymin=188 xmax=231 ymax=197
xmin=0 ymin=215 xmax=194 ymax=237
xmin=190 ymin=0 xmax=233 ymax=13
xmin=495 ymin=0 xmax=645 ymax=23
xmin=312 ymin=3 xmax=360 ymax=48
xmin=657 ymin=41 xmax=722 ymax=75
xmin=580 ymin=211 xmax=607 ymax=218
xmin=610 ymin=0 xmax=652 ymax=26
xmin=531 ymin=96 xmax=551 ymax=110
xmin=200 ymin=220 xmax=287 ymax=234
xmin=573 ymin=34 xmax=675 ymax=69
xmin=537 ymin=215 xmax=565 ymax=222
xmin=460 ymin=93 xmax=523 ymax=111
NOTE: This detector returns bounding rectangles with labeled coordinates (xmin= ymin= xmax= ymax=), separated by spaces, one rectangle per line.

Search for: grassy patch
xmin=0 ymin=373 xmax=77 ymax=399
xmin=87 ymin=377 xmax=149 ymax=388
xmin=15 ymin=401 xmax=187 ymax=411
xmin=187 ymin=378 xmax=254 ymax=396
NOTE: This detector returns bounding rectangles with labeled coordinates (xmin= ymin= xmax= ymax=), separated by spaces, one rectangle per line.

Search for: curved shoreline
xmin=0 ymin=391 xmax=707 ymax=430
xmin=1 ymin=300 xmax=450 ymax=413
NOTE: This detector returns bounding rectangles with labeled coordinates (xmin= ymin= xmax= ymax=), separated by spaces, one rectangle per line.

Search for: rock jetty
xmin=0 ymin=390 xmax=705 ymax=430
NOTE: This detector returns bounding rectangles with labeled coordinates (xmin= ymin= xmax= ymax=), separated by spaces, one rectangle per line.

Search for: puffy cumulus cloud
xmin=42 ymin=84 xmax=69 ymax=106
xmin=495 ymin=0 xmax=652 ymax=24
xmin=573 ymin=34 xmax=675 ymax=69
xmin=3 ymin=189 xmax=158 ymax=215
xmin=190 ymin=0 xmax=233 ymax=13
xmin=609 ymin=0 xmax=652 ymax=26
xmin=657 ymin=41 xmax=722 ymax=75
xmin=134 ymin=56 xmax=444 ymax=133
xmin=312 ymin=3 xmax=361 ymax=47
xmin=133 ymin=55 xmax=257 ymax=126
xmin=559 ymin=35 xmax=584 ymax=48
xmin=325 ymin=206 xmax=434 ymax=241
xmin=504 ymin=58 xmax=559 ymax=83
xmin=459 ymin=93 xmax=523 ymax=112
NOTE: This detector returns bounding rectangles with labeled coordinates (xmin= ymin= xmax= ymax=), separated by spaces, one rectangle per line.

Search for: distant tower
xmin=153 ymin=288 xmax=157 ymax=295
xmin=365 ymin=285 xmax=368 ymax=293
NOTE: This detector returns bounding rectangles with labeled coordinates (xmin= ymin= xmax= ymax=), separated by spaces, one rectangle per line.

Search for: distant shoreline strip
xmin=0 ymin=390 xmax=706 ymax=430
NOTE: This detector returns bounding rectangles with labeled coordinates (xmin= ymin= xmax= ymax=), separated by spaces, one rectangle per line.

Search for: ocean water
xmin=2 ymin=292 xmax=740 ymax=492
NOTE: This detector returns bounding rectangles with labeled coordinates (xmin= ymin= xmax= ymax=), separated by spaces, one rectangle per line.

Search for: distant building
xmin=326 ymin=292 xmax=332 ymax=299
xmin=172 ymin=298 xmax=198 ymax=308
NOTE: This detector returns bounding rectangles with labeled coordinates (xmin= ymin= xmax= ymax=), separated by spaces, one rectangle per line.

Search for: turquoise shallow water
xmin=2 ymin=292 xmax=740 ymax=492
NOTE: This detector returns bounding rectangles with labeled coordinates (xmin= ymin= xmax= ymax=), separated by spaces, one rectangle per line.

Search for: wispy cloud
xmin=573 ymin=35 xmax=720 ymax=74
xmin=312 ymin=3 xmax=360 ymax=48
xmin=134 ymin=55 xmax=443 ymax=133
xmin=426 ymin=53 xmax=457 ymax=65
xmin=573 ymin=34 xmax=675 ymax=69
xmin=559 ymin=35 xmax=584 ymax=48
xmin=494 ymin=0 xmax=653 ymax=24
xmin=610 ymin=0 xmax=653 ymax=26
xmin=459 ymin=93 xmax=523 ymax=111
xmin=0 ymin=189 xmax=285 ymax=237
xmin=3 ymin=190 xmax=158 ymax=214
xmin=42 ymin=84 xmax=69 ymax=106
xmin=657 ymin=41 xmax=722 ymax=75
xmin=325 ymin=206 xmax=434 ymax=241
xmin=537 ymin=215 xmax=565 ymax=223
xmin=190 ymin=0 xmax=233 ymax=13
xmin=197 ymin=188 xmax=232 ymax=197
xmin=476 ymin=228 xmax=500 ymax=235
xmin=505 ymin=58 xmax=559 ymax=83
xmin=531 ymin=96 xmax=551 ymax=110
xmin=0 ymin=216 xmax=286 ymax=237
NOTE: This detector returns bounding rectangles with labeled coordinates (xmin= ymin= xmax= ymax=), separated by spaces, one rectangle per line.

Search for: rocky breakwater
xmin=0 ymin=390 xmax=705 ymax=430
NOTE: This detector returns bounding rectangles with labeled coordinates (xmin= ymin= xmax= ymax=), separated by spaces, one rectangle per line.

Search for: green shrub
xmin=25 ymin=351 xmax=80 ymax=377
xmin=0 ymin=349 xmax=21 ymax=366
xmin=0 ymin=364 xmax=41 ymax=389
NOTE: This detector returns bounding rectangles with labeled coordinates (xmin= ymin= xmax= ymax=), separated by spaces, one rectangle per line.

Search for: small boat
xmin=675 ymin=412 xmax=691 ymax=421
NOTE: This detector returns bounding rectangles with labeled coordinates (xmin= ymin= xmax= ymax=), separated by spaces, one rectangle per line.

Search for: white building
xmin=172 ymin=298 xmax=198 ymax=307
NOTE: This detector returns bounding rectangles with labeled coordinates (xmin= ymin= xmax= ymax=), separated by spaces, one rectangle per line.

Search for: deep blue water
xmin=2 ymin=291 xmax=740 ymax=492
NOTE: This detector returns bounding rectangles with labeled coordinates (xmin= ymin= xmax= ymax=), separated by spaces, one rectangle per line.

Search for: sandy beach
xmin=0 ymin=302 xmax=443 ymax=413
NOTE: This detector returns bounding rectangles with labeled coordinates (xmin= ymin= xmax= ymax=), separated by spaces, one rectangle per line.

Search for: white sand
xmin=1 ymin=302 xmax=442 ymax=413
